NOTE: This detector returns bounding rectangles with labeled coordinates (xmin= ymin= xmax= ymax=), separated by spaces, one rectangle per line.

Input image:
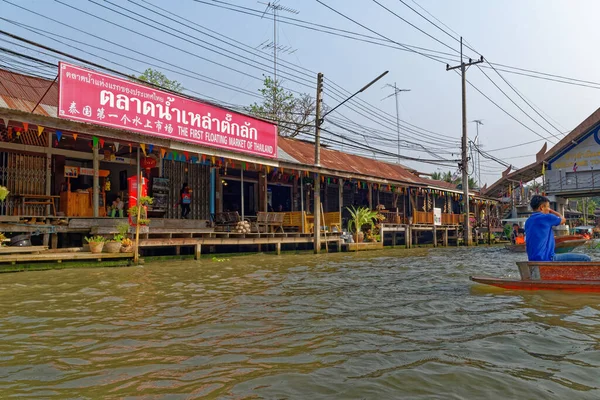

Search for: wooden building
xmin=0 ymin=65 xmax=498 ymax=255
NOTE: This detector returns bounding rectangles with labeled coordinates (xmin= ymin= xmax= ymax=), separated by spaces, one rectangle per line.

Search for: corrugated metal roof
xmin=0 ymin=68 xmax=494 ymax=198
xmin=278 ymin=136 xmax=425 ymax=185
xmin=0 ymin=70 xmax=58 ymax=115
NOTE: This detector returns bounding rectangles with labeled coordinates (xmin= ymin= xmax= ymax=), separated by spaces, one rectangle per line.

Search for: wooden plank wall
xmin=162 ymin=160 xmax=210 ymax=219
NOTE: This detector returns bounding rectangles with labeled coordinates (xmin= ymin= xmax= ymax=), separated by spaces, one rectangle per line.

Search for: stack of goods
xmin=234 ymin=220 xmax=251 ymax=234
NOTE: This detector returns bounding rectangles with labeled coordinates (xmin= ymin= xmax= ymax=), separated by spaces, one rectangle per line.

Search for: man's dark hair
xmin=513 ymin=223 xmax=519 ymax=228
xmin=530 ymin=195 xmax=550 ymax=211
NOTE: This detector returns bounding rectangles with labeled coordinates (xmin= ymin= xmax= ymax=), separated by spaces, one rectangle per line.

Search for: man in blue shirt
xmin=525 ymin=195 xmax=591 ymax=262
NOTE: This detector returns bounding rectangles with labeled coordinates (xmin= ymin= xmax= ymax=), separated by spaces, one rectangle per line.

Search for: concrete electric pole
xmin=314 ymin=72 xmax=324 ymax=253
xmin=446 ymin=37 xmax=483 ymax=246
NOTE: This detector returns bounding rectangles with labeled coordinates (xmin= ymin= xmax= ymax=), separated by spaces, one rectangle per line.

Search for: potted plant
xmin=0 ymin=186 xmax=8 ymax=201
xmin=121 ymin=238 xmax=133 ymax=253
xmin=105 ymin=224 xmax=129 ymax=253
xmin=347 ymin=206 xmax=378 ymax=244
xmin=85 ymin=235 xmax=105 ymax=254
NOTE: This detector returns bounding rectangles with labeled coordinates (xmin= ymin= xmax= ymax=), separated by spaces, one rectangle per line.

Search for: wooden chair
xmin=268 ymin=212 xmax=285 ymax=233
xmin=255 ymin=211 xmax=269 ymax=234
xmin=323 ymin=211 xmax=342 ymax=232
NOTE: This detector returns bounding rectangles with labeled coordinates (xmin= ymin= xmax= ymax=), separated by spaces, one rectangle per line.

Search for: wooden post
xmin=92 ymin=140 xmax=99 ymax=218
xmin=46 ymin=130 xmax=52 ymax=216
xmin=368 ymin=183 xmax=373 ymax=209
xmin=195 ymin=243 xmax=202 ymax=260
xmin=487 ymin=203 xmax=492 ymax=245
xmin=240 ymin=168 xmax=244 ymax=221
xmin=444 ymin=228 xmax=449 ymax=246
xmin=300 ymin=176 xmax=305 ymax=233
xmin=433 ymin=225 xmax=437 ymax=247
xmin=405 ymin=226 xmax=411 ymax=249
xmin=276 ymin=242 xmax=281 ymax=255
xmin=133 ymin=148 xmax=142 ymax=265
xmin=321 ymin=202 xmax=328 ymax=253
xmin=392 ymin=232 xmax=397 ymax=247
xmin=339 ymin=178 xmax=343 ymax=222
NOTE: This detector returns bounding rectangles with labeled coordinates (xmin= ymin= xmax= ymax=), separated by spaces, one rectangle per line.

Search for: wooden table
xmin=12 ymin=194 xmax=60 ymax=217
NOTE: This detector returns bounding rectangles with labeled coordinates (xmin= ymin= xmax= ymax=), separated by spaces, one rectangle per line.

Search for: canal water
xmin=1 ymin=245 xmax=600 ymax=399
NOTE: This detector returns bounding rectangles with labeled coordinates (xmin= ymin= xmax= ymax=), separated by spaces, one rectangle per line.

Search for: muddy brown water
xmin=1 ymin=245 xmax=600 ymax=399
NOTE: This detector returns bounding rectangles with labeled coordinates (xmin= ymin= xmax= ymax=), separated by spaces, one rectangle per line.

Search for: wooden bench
xmin=281 ymin=211 xmax=313 ymax=233
xmin=211 ymin=212 xmax=242 ymax=231
xmin=256 ymin=212 xmax=285 ymax=233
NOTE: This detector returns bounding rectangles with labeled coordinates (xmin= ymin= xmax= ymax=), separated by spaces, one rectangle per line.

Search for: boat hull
xmin=470 ymin=276 xmax=600 ymax=292
xmin=517 ymin=261 xmax=600 ymax=280
xmin=505 ymin=238 xmax=588 ymax=254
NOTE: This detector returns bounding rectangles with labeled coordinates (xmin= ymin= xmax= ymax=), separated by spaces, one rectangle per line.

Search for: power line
xmin=475 ymin=65 xmax=561 ymax=141
xmin=193 ymin=0 xmax=600 ymax=90
xmin=371 ymin=0 xmax=461 ymax=56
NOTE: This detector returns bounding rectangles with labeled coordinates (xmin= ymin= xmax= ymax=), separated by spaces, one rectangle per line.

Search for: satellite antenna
xmin=257 ymin=1 xmax=299 ymax=117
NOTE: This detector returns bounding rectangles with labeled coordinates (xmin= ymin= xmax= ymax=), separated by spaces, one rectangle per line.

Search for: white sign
xmin=433 ymin=207 xmax=442 ymax=226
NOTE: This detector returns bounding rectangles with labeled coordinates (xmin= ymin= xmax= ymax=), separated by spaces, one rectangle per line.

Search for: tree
xmin=431 ymin=170 xmax=454 ymax=183
xmin=577 ymin=198 xmax=597 ymax=221
xmin=431 ymin=170 xmax=477 ymax=189
xmin=246 ymin=76 xmax=315 ymax=138
xmin=136 ymin=68 xmax=183 ymax=92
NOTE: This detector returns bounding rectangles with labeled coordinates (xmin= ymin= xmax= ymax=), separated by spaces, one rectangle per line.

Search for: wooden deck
xmin=0 ymin=251 xmax=134 ymax=264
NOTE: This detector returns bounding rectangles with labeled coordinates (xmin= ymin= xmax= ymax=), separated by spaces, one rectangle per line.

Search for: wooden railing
xmin=379 ymin=211 xmax=405 ymax=224
xmin=412 ymin=211 xmax=462 ymax=225
xmin=442 ymin=213 xmax=461 ymax=225
xmin=413 ymin=211 xmax=434 ymax=224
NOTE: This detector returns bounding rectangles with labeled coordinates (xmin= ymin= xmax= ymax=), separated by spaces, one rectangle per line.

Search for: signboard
xmin=58 ymin=62 xmax=278 ymax=159
xmin=433 ymin=207 xmax=442 ymax=226
xmin=79 ymin=167 xmax=95 ymax=176
xmin=550 ymin=124 xmax=600 ymax=172
xmin=64 ymin=166 xmax=78 ymax=178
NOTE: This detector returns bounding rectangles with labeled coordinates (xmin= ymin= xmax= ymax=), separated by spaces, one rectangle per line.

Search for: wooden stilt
xmin=195 ymin=243 xmax=202 ymax=260
xmin=175 ymin=246 xmax=181 ymax=256
xmin=433 ymin=226 xmax=437 ymax=247
xmin=276 ymin=242 xmax=281 ymax=255
xmin=51 ymin=234 xmax=58 ymax=249
xmin=444 ymin=229 xmax=449 ymax=247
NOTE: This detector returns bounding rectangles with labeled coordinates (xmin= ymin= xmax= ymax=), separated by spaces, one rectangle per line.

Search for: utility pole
xmin=314 ymin=72 xmax=324 ymax=254
xmin=382 ymin=83 xmax=410 ymax=161
xmin=313 ymin=70 xmax=388 ymax=253
xmin=471 ymin=119 xmax=484 ymax=189
xmin=446 ymin=37 xmax=483 ymax=246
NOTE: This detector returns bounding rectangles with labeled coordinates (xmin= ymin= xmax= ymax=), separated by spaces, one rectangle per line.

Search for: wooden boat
xmin=504 ymin=235 xmax=587 ymax=254
xmin=471 ymin=261 xmax=600 ymax=292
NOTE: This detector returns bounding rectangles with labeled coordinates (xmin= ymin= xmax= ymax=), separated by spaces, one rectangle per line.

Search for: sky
xmin=2 ymin=0 xmax=600 ymax=185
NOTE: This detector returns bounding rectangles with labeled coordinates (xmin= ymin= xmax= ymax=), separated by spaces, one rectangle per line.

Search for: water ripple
xmin=0 ymin=247 xmax=600 ymax=398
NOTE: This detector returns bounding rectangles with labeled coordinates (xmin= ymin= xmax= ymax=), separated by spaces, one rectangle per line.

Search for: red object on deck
xmin=127 ymin=176 xmax=147 ymax=208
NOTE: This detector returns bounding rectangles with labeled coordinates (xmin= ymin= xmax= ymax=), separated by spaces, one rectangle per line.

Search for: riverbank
xmin=0 ymin=245 xmax=438 ymax=273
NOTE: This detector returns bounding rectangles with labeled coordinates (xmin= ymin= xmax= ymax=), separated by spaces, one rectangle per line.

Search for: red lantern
xmin=140 ymin=157 xmax=157 ymax=171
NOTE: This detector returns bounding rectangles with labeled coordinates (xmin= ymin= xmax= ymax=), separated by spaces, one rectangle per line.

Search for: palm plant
xmin=347 ymin=206 xmax=379 ymax=243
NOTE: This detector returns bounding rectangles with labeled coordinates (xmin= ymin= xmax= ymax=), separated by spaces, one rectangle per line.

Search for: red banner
xmin=58 ymin=62 xmax=278 ymax=158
